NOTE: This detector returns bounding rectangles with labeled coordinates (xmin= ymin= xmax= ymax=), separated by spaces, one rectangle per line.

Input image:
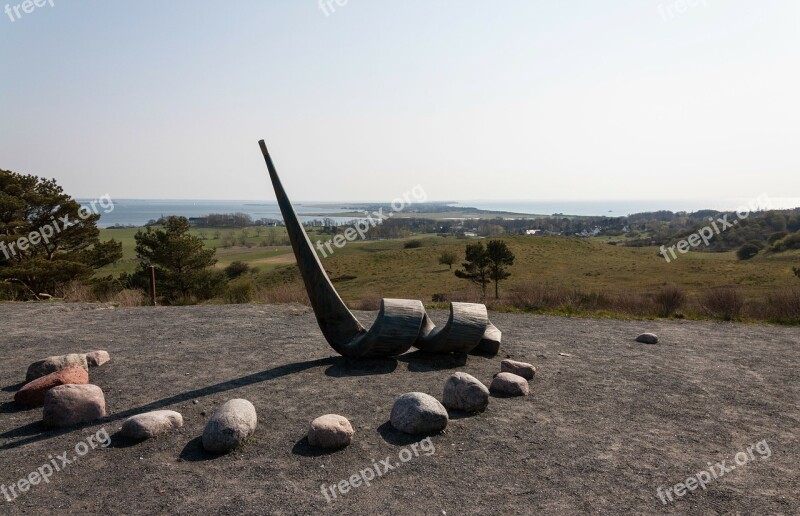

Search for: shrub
xmin=224 ymin=261 xmax=251 ymax=280
xmin=254 ymin=281 xmax=310 ymax=305
xmin=768 ymin=231 xmax=788 ymax=244
xmin=403 ymin=240 xmax=423 ymax=249
xmin=757 ymin=289 xmax=800 ymax=323
xmin=654 ymin=285 xmax=686 ymax=317
xmin=225 ymin=276 xmax=255 ymax=304
xmin=772 ymin=232 xmax=800 ymax=252
xmin=508 ymin=282 xmax=582 ymax=311
xmin=355 ymin=293 xmax=382 ymax=311
xmin=111 ymin=289 xmax=147 ymax=307
xmin=736 ymin=243 xmax=760 ymax=260
xmin=701 ymin=286 xmax=745 ymax=320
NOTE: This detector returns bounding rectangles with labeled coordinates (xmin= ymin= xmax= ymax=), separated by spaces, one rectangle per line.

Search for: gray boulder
xmin=121 ymin=410 xmax=184 ymax=440
xmin=501 ymin=359 xmax=536 ymax=380
xmin=635 ymin=333 xmax=659 ymax=344
xmin=442 ymin=372 xmax=489 ymax=413
xmin=85 ymin=350 xmax=111 ymax=367
xmin=43 ymin=384 xmax=106 ymax=427
xmin=27 ymin=354 xmax=89 ymax=382
xmin=390 ymin=392 xmax=448 ymax=435
xmin=202 ymin=399 xmax=257 ymax=453
xmin=307 ymin=414 xmax=354 ymax=449
xmin=490 ymin=372 xmax=530 ymax=396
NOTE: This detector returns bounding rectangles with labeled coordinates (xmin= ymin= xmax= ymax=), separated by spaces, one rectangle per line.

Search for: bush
xmin=224 ymin=261 xmax=251 ymax=279
xmin=772 ymin=232 xmax=800 ymax=252
xmin=759 ymin=289 xmax=800 ymax=323
xmin=508 ymin=282 xmax=582 ymax=311
xmin=701 ymin=286 xmax=745 ymax=320
xmin=354 ymin=293 xmax=382 ymax=311
xmin=254 ymin=281 xmax=310 ymax=305
xmin=225 ymin=276 xmax=255 ymax=304
xmin=768 ymin=231 xmax=788 ymax=244
xmin=403 ymin=240 xmax=423 ymax=249
xmin=654 ymin=285 xmax=686 ymax=317
xmin=737 ymin=243 xmax=761 ymax=260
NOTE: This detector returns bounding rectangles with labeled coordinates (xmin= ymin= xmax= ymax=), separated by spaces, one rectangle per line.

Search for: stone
xmin=501 ymin=359 xmax=536 ymax=380
xmin=307 ymin=414 xmax=354 ymax=449
xmin=202 ymin=399 xmax=257 ymax=453
xmin=442 ymin=372 xmax=490 ymax=413
xmin=14 ymin=366 xmax=89 ymax=407
xmin=43 ymin=384 xmax=106 ymax=427
xmin=85 ymin=350 xmax=111 ymax=367
xmin=390 ymin=392 xmax=448 ymax=435
xmin=635 ymin=333 xmax=659 ymax=344
xmin=121 ymin=410 xmax=184 ymax=440
xmin=490 ymin=372 xmax=530 ymax=396
xmin=636 ymin=333 xmax=659 ymax=344
xmin=26 ymin=354 xmax=89 ymax=382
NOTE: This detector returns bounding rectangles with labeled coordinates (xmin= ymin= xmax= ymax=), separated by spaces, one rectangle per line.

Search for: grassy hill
xmin=97 ymin=228 xmax=800 ymax=321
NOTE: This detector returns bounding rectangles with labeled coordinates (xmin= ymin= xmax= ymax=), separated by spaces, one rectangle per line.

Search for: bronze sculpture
xmin=259 ymin=140 xmax=501 ymax=358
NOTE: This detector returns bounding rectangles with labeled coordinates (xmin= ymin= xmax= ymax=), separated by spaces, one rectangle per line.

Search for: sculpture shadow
xmin=2 ymin=381 xmax=25 ymax=393
xmin=467 ymin=348 xmax=500 ymax=359
xmin=291 ymin=436 xmax=346 ymax=457
xmin=0 ymin=356 xmax=337 ymax=452
xmin=398 ymin=351 xmax=468 ymax=372
xmin=178 ymin=436 xmax=220 ymax=462
xmin=324 ymin=357 xmax=398 ymax=378
xmin=376 ymin=421 xmax=442 ymax=446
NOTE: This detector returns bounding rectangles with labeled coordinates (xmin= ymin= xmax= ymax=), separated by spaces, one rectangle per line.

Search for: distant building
xmin=525 ymin=229 xmax=542 ymax=236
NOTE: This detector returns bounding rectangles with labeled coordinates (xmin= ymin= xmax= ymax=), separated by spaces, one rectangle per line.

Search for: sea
xmin=81 ymin=198 xmax=800 ymax=228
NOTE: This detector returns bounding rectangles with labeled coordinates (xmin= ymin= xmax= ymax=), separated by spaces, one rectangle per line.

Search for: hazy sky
xmin=1 ymin=0 xmax=798 ymax=203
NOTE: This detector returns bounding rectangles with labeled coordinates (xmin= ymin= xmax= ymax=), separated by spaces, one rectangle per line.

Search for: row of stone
xmin=392 ymin=359 xmax=537 ymax=435
xmin=115 ymin=400 xmax=257 ymax=453
xmin=114 ymin=358 xmax=538 ymax=453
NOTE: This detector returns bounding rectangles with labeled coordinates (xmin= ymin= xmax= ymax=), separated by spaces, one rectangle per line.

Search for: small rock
xmin=442 ymin=372 xmax=489 ymax=413
xmin=307 ymin=414 xmax=354 ymax=449
xmin=202 ymin=399 xmax=257 ymax=453
xmin=85 ymin=350 xmax=111 ymax=367
xmin=14 ymin=366 xmax=89 ymax=407
xmin=43 ymin=384 xmax=106 ymax=427
xmin=501 ymin=359 xmax=536 ymax=380
xmin=121 ymin=410 xmax=184 ymax=440
xmin=490 ymin=372 xmax=530 ymax=396
xmin=26 ymin=354 xmax=89 ymax=382
xmin=636 ymin=333 xmax=659 ymax=344
xmin=390 ymin=392 xmax=448 ymax=435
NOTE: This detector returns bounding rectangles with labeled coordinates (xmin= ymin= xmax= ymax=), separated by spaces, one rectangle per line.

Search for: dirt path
xmin=0 ymin=303 xmax=797 ymax=515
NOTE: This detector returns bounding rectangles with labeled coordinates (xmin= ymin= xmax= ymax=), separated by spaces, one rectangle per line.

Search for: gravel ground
xmin=0 ymin=303 xmax=798 ymax=515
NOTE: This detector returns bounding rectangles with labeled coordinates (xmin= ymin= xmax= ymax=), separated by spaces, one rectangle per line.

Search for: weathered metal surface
xmin=258 ymin=140 xmax=501 ymax=358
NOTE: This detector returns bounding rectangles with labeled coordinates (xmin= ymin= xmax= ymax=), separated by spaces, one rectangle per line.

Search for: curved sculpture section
xmin=258 ymin=140 xmax=501 ymax=358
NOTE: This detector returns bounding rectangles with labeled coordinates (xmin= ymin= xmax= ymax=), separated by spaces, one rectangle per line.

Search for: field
xmin=0 ymin=303 xmax=797 ymax=514
xmin=99 ymin=227 xmax=800 ymax=310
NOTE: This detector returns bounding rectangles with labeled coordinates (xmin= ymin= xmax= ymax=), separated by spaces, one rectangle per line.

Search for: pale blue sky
xmin=1 ymin=0 xmax=798 ymax=203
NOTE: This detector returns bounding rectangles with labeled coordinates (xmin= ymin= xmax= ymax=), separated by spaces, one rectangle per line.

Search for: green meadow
xmin=99 ymin=227 xmax=800 ymax=307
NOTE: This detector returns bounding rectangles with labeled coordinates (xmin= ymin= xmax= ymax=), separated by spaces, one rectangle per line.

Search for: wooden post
xmin=149 ymin=265 xmax=157 ymax=306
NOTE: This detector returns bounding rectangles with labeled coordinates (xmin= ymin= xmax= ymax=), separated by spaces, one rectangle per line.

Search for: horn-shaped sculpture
xmin=259 ymin=140 xmax=501 ymax=358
